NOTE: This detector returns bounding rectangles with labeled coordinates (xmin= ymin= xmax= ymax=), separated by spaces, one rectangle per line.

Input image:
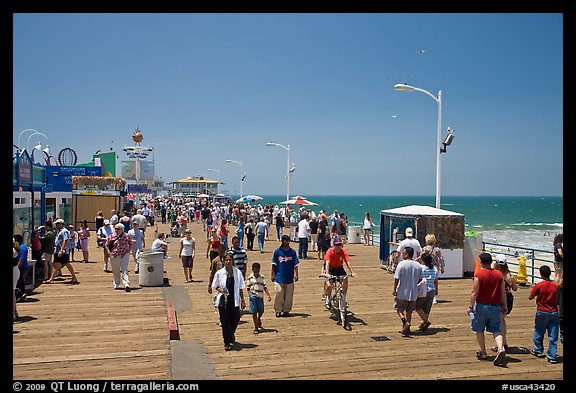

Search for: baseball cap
xmin=333 ymin=237 xmax=343 ymax=245
xmin=479 ymin=252 xmax=492 ymax=264
xmin=496 ymin=254 xmax=507 ymax=265
xmin=405 ymin=227 xmax=413 ymax=236
xmin=54 ymin=218 xmax=65 ymax=224
xmin=104 ymin=219 xmax=110 ymax=225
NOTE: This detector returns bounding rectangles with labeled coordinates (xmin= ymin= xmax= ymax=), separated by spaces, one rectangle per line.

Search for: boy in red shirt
xmin=529 ymin=265 xmax=559 ymax=363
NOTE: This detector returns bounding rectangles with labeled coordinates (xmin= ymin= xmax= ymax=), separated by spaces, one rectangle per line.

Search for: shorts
xmin=181 ymin=255 xmax=193 ymax=268
xmin=326 ymin=266 xmax=346 ymax=282
xmin=249 ymin=293 xmax=264 ymax=314
xmin=53 ymin=252 xmax=70 ymax=265
xmin=415 ymin=291 xmax=435 ymax=314
xmin=394 ymin=298 xmax=416 ymax=313
xmin=470 ymin=303 xmax=502 ymax=333
xmin=506 ymin=292 xmax=514 ymax=315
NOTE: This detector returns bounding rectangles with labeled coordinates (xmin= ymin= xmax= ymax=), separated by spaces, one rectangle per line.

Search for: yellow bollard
xmin=515 ymin=255 xmax=528 ymax=285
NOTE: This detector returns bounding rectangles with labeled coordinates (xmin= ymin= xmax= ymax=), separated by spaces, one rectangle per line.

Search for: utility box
xmin=348 ymin=226 xmax=362 ymax=244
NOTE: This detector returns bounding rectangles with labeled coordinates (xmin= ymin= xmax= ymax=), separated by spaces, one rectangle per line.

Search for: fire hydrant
xmin=516 ymin=255 xmax=528 ymax=286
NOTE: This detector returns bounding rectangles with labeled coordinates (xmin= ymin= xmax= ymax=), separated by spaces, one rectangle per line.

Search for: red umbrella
xmin=279 ymin=195 xmax=318 ymax=206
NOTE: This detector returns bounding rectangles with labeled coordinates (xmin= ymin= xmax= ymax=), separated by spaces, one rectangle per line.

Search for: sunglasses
xmin=334 ymin=243 xmax=342 ymax=246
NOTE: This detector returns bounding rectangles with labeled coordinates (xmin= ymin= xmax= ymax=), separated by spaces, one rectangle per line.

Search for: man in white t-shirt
xmin=395 ymin=227 xmax=422 ymax=263
xmin=297 ymin=214 xmax=311 ymax=259
xmin=151 ymin=233 xmax=170 ymax=259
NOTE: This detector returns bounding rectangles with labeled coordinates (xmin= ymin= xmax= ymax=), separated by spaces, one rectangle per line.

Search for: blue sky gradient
xmin=13 ymin=13 xmax=563 ymax=196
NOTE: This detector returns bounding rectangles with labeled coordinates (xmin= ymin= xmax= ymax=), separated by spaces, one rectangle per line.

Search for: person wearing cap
xmin=128 ymin=219 xmax=145 ymax=274
xmin=468 ymin=252 xmax=507 ymax=366
xmin=39 ymin=221 xmax=56 ymax=281
xmin=107 ymin=223 xmax=133 ymax=292
xmin=492 ymin=254 xmax=517 ymax=353
xmin=179 ymin=228 xmax=196 ymax=282
xmin=395 ymin=227 xmax=422 ymax=264
xmin=97 ymin=219 xmax=114 ymax=272
xmin=271 ymin=234 xmax=299 ymax=317
xmin=46 ymin=219 xmax=79 ymax=285
xmin=322 ymin=237 xmax=356 ymax=310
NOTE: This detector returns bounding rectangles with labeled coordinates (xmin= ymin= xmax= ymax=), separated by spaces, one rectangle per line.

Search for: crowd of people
xmin=12 ymin=195 xmax=563 ymax=367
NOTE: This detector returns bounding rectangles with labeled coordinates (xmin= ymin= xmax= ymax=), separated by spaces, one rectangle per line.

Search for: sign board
xmin=46 ymin=166 xmax=103 ymax=192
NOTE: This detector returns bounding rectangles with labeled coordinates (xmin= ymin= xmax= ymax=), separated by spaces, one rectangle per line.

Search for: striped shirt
xmin=228 ymin=247 xmax=248 ymax=276
xmin=422 ymin=265 xmax=439 ymax=292
xmin=246 ymin=273 xmax=267 ymax=298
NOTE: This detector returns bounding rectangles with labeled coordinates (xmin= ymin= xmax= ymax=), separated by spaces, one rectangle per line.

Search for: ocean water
xmin=250 ymin=195 xmax=563 ymax=252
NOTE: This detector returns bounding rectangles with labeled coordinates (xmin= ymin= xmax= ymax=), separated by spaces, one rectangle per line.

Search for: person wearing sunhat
xmin=46 ymin=218 xmax=79 ymax=285
xmin=97 ymin=219 xmax=114 ymax=272
xmin=107 ymin=223 xmax=133 ymax=292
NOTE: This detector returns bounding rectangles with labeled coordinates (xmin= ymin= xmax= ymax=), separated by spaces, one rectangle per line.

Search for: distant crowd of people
xmin=13 ymin=195 xmax=563 ymax=367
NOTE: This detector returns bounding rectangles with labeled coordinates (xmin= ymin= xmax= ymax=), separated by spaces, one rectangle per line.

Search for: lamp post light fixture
xmin=17 ymin=129 xmax=41 ymax=153
xmin=394 ymin=83 xmax=443 ymax=209
xmin=225 ymin=159 xmax=244 ymax=198
xmin=266 ymin=142 xmax=291 ymax=203
xmin=27 ymin=131 xmax=49 ymax=156
xmin=207 ymin=168 xmax=221 ymax=194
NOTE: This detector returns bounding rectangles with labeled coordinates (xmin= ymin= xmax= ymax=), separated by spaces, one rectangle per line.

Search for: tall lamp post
xmin=17 ymin=129 xmax=41 ymax=153
xmin=394 ymin=83 xmax=443 ymax=209
xmin=207 ymin=168 xmax=221 ymax=194
xmin=266 ymin=142 xmax=291 ymax=203
xmin=225 ymin=159 xmax=243 ymax=198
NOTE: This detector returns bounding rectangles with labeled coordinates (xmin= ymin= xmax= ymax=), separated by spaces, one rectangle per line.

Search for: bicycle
xmin=320 ymin=274 xmax=349 ymax=329
xmin=382 ymin=250 xmax=399 ymax=273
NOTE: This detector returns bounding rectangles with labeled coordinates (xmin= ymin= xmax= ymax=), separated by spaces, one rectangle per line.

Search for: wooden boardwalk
xmin=13 ymin=220 xmax=564 ymax=381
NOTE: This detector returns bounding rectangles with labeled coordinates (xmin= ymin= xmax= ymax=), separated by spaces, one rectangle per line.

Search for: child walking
xmin=528 ymin=265 xmax=559 ymax=364
xmin=245 ymin=262 xmax=272 ymax=334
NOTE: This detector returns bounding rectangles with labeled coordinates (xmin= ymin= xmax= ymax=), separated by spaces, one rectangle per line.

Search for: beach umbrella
xmin=279 ymin=195 xmax=318 ymax=206
xmin=197 ymin=193 xmax=210 ymax=198
xmin=236 ymin=195 xmax=263 ymax=204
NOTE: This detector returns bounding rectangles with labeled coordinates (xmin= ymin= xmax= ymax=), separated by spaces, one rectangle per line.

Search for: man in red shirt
xmin=322 ymin=238 xmax=356 ymax=309
xmin=528 ymin=265 xmax=559 ymax=363
xmin=468 ymin=252 xmax=507 ymax=366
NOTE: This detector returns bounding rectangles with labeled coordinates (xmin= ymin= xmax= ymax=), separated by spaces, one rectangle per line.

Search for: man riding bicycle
xmin=323 ymin=237 xmax=356 ymax=309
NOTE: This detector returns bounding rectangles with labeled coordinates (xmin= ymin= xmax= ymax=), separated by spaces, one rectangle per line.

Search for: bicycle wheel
xmin=338 ymin=290 xmax=347 ymax=328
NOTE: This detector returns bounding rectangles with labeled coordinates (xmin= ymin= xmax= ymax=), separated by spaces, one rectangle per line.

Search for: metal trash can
xmin=139 ymin=251 xmax=165 ymax=286
xmin=348 ymin=226 xmax=362 ymax=244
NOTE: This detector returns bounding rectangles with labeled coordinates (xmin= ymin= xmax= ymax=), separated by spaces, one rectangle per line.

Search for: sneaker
xmin=325 ymin=300 xmax=331 ymax=309
xmin=476 ymin=351 xmax=488 ymax=360
xmin=401 ymin=322 xmax=411 ymax=336
xmin=164 ymin=256 xmax=172 ymax=259
xmin=125 ymin=286 xmax=131 ymax=292
xmin=547 ymin=358 xmax=558 ymax=364
xmin=432 ymin=297 xmax=438 ymax=304
xmin=530 ymin=350 xmax=545 ymax=358
xmin=419 ymin=321 xmax=431 ymax=331
xmin=493 ymin=349 xmax=506 ymax=366
xmin=276 ymin=312 xmax=282 ymax=318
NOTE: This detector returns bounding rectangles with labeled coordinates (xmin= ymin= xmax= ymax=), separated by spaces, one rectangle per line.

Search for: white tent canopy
xmin=380 ymin=205 xmax=465 ymax=218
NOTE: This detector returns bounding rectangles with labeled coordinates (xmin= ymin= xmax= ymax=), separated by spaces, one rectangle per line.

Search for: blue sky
xmin=13 ymin=13 xmax=563 ymax=197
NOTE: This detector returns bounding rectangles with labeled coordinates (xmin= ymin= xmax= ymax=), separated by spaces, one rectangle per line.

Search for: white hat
xmin=405 ymin=227 xmax=413 ymax=236
xmin=495 ymin=254 xmax=507 ymax=264
xmin=104 ymin=219 xmax=110 ymax=225
xmin=54 ymin=218 xmax=65 ymax=224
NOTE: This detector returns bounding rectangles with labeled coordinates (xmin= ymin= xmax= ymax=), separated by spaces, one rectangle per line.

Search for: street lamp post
xmin=225 ymin=160 xmax=243 ymax=198
xmin=17 ymin=129 xmax=41 ymax=153
xmin=266 ymin=142 xmax=291 ymax=203
xmin=394 ymin=83 xmax=443 ymax=209
xmin=207 ymin=168 xmax=221 ymax=194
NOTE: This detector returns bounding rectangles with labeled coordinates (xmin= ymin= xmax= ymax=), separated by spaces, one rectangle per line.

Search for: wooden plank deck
xmin=13 ymin=220 xmax=564 ymax=381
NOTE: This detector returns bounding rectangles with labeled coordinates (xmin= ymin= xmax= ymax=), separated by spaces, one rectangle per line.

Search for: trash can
xmin=348 ymin=226 xmax=362 ymax=244
xmin=139 ymin=251 xmax=165 ymax=286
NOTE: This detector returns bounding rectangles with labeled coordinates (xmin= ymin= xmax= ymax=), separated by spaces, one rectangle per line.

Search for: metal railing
xmin=482 ymin=241 xmax=556 ymax=284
